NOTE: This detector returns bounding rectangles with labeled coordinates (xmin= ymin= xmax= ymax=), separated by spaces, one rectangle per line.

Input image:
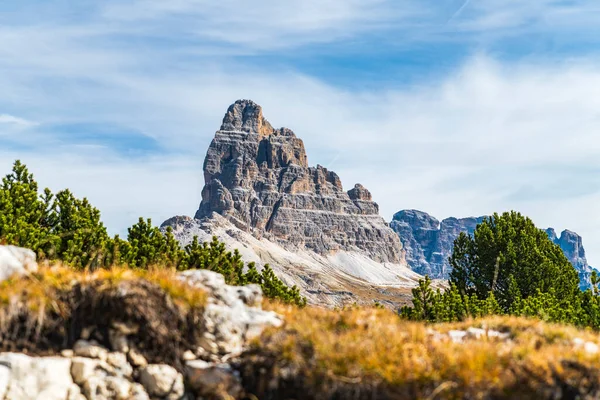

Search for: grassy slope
xmin=241 ymin=303 xmax=600 ymax=399
xmin=1 ymin=267 xmax=600 ymax=399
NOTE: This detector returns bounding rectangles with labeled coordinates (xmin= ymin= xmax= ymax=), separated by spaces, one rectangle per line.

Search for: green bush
xmin=0 ymin=160 xmax=306 ymax=306
xmin=449 ymin=211 xmax=579 ymax=312
xmin=401 ymin=212 xmax=600 ymax=329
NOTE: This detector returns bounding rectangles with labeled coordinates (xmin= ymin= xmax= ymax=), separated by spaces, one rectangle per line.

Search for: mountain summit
xmin=163 ymin=100 xmax=418 ymax=307
xmin=194 ymin=100 xmax=403 ymax=263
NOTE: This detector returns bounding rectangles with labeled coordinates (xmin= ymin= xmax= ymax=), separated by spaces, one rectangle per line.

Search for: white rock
xmin=466 ymin=327 xmax=486 ymax=339
xmin=0 ymin=362 xmax=10 ymax=400
xmin=0 ymin=245 xmax=38 ymax=282
xmin=127 ymin=348 xmax=148 ymax=368
xmin=448 ymin=330 xmax=467 ymax=343
xmin=106 ymin=352 xmax=133 ymax=378
xmin=70 ymin=357 xmax=115 ymax=386
xmin=179 ymin=269 xmax=283 ymax=357
xmin=73 ymin=340 xmax=108 ymax=362
xmin=573 ymin=338 xmax=599 ymax=354
xmin=139 ymin=364 xmax=185 ymax=400
xmin=585 ymin=342 xmax=599 ymax=354
xmin=105 ymin=376 xmax=133 ymax=400
xmin=129 ymin=383 xmax=150 ymax=400
xmin=0 ymin=353 xmax=80 ymax=400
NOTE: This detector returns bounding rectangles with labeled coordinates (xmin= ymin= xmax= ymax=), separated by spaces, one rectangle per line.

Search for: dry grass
xmin=241 ymin=303 xmax=600 ymax=399
xmin=0 ymin=265 xmax=207 ymax=312
xmin=0 ymin=264 xmax=207 ymax=366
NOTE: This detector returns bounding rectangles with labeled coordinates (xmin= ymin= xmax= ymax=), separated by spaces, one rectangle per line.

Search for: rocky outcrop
xmin=0 ymin=245 xmax=38 ymax=281
xmin=193 ymin=99 xmax=403 ymax=264
xmin=0 ymin=267 xmax=281 ymax=400
xmin=389 ymin=210 xmax=485 ymax=278
xmin=392 ymin=210 xmax=595 ymax=289
xmin=546 ymin=228 xmax=594 ymax=290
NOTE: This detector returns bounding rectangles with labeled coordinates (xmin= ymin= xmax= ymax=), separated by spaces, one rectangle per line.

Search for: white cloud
xmin=3 ymin=0 xmax=600 ymax=268
xmin=0 ymin=114 xmax=36 ymax=128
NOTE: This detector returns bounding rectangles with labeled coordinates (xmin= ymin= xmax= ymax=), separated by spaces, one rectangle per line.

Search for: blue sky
xmin=2 ymin=0 xmax=600 ymax=265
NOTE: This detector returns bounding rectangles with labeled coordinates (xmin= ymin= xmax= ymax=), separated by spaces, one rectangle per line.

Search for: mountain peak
xmin=220 ymin=99 xmax=274 ymax=135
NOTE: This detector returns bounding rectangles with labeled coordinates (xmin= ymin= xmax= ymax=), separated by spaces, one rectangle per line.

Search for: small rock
xmin=139 ymin=364 xmax=185 ymax=400
xmin=105 ymin=376 xmax=133 ymax=400
xmin=70 ymin=357 xmax=115 ymax=386
xmin=183 ymin=350 xmax=197 ymax=361
xmin=186 ymin=360 xmax=243 ymax=399
xmin=466 ymin=327 xmax=486 ymax=339
xmin=107 ymin=352 xmax=133 ymax=378
xmin=61 ymin=349 xmax=74 ymax=358
xmin=129 ymin=383 xmax=150 ymax=400
xmin=127 ymin=348 xmax=148 ymax=368
xmin=109 ymin=330 xmax=130 ymax=354
xmin=448 ymin=330 xmax=467 ymax=343
xmin=73 ymin=340 xmax=108 ymax=362
xmin=573 ymin=338 xmax=599 ymax=354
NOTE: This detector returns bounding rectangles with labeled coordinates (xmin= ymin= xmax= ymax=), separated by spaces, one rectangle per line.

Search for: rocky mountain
xmin=163 ymin=100 xmax=421 ymax=307
xmin=391 ymin=209 xmax=595 ymax=289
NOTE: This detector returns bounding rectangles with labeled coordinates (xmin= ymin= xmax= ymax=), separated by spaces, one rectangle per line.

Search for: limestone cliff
xmin=163 ymin=100 xmax=419 ymax=308
xmin=194 ymin=99 xmax=403 ymax=263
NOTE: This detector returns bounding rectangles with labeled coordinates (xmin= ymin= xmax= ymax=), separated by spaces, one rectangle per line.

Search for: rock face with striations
xmin=392 ymin=210 xmax=595 ymax=289
xmin=193 ymin=100 xmax=403 ymax=263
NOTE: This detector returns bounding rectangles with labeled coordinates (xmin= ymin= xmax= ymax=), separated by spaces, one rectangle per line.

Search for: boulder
xmin=179 ymin=269 xmax=283 ymax=357
xmin=0 ymin=353 xmax=83 ymax=400
xmin=138 ymin=364 xmax=184 ymax=400
xmin=0 ymin=245 xmax=38 ymax=282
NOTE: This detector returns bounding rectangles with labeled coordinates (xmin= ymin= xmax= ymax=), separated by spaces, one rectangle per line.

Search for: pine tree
xmin=449 ymin=211 xmax=579 ymax=312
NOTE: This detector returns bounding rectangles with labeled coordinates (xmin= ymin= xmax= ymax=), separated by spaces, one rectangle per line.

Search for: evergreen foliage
xmin=0 ymin=161 xmax=306 ymax=306
xmin=449 ymin=211 xmax=579 ymax=312
xmin=401 ymin=212 xmax=600 ymax=329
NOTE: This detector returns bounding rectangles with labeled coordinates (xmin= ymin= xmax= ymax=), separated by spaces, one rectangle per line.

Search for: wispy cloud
xmin=0 ymin=114 xmax=36 ymax=128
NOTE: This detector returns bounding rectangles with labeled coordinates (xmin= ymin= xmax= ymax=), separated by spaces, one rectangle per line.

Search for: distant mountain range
xmin=391 ymin=210 xmax=595 ymax=290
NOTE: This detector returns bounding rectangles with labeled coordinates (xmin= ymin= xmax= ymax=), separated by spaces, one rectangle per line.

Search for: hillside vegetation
xmin=1 ymin=265 xmax=599 ymax=399
xmin=0 ymin=160 xmax=305 ymax=306
xmin=401 ymin=211 xmax=600 ymax=330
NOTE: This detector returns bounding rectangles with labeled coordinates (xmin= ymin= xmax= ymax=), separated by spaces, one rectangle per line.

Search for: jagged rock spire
xmin=220 ymin=99 xmax=274 ymax=136
xmin=196 ymin=100 xmax=404 ymax=263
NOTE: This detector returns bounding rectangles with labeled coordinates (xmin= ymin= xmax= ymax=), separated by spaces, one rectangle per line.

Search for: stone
xmin=0 ymin=245 xmax=38 ymax=282
xmin=0 ymin=353 xmax=81 ymax=400
xmin=127 ymin=348 xmax=148 ymax=368
xmin=139 ymin=364 xmax=185 ymax=400
xmin=164 ymin=99 xmax=404 ymax=264
xmin=179 ymin=269 xmax=283 ymax=357
xmin=392 ymin=209 xmax=595 ymax=288
xmin=573 ymin=338 xmax=599 ymax=354
xmin=186 ymin=359 xmax=243 ymax=399
xmin=129 ymin=383 xmax=150 ymax=400
xmin=448 ymin=330 xmax=467 ymax=343
xmin=108 ymin=330 xmax=130 ymax=354
xmin=106 ymin=352 xmax=133 ymax=378
xmin=73 ymin=340 xmax=108 ymax=362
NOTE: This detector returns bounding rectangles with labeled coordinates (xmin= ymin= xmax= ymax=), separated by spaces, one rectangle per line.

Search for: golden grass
xmin=0 ymin=264 xmax=207 ymax=312
xmin=255 ymin=302 xmax=600 ymax=398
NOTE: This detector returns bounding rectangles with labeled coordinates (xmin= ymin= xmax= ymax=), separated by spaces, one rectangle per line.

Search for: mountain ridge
xmin=391 ymin=209 xmax=595 ymax=289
